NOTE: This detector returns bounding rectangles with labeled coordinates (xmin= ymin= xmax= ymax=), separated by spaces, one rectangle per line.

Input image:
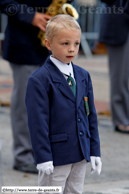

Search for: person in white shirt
xmin=25 ymin=15 xmax=102 ymax=194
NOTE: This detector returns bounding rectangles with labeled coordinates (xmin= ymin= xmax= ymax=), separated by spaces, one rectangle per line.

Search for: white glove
xmin=90 ymin=156 xmax=102 ymax=175
xmin=37 ymin=161 xmax=54 ymax=175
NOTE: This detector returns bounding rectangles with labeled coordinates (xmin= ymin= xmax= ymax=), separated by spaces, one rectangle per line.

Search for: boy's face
xmin=45 ymin=29 xmax=81 ymax=64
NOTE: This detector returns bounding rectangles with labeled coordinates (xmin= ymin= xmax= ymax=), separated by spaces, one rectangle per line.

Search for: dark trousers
xmin=10 ymin=63 xmax=40 ymax=167
xmin=107 ymin=35 xmax=129 ymax=126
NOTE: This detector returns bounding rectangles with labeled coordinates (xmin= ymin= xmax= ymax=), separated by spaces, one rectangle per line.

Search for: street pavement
xmin=0 ymin=55 xmax=129 ymax=194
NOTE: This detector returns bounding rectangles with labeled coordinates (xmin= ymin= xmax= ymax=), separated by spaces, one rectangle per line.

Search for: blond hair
xmin=46 ymin=14 xmax=81 ymax=41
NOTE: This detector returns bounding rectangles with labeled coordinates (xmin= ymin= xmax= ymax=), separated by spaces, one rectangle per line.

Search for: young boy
xmin=25 ymin=15 xmax=102 ymax=194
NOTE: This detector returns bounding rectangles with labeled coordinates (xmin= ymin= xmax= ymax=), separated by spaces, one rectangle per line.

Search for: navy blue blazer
xmin=0 ymin=0 xmax=52 ymax=64
xmin=99 ymin=0 xmax=129 ymax=46
xmin=25 ymin=57 xmax=101 ymax=166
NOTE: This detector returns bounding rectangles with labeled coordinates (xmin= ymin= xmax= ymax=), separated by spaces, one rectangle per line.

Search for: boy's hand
xmin=90 ymin=156 xmax=102 ymax=175
xmin=37 ymin=161 xmax=54 ymax=175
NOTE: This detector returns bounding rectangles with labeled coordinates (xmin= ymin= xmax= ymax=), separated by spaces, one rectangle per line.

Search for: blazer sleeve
xmin=0 ymin=0 xmax=51 ymax=25
xmin=0 ymin=0 xmax=35 ymax=25
xmin=100 ymin=0 xmax=115 ymax=4
xmin=25 ymin=75 xmax=53 ymax=164
xmin=87 ymin=73 xmax=101 ymax=157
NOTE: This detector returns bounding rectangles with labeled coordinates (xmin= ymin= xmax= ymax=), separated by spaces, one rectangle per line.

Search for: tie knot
xmin=67 ymin=75 xmax=74 ymax=87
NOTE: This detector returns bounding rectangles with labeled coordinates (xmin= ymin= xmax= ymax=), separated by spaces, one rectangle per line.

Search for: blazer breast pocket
xmin=84 ymin=96 xmax=90 ymax=116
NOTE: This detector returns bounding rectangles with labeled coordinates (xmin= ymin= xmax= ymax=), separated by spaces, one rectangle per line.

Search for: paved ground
xmin=0 ymin=55 xmax=129 ymax=194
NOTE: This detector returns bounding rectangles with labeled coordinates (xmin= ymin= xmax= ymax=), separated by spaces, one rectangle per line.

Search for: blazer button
xmin=78 ymin=118 xmax=81 ymax=122
xmin=80 ymin=132 xmax=83 ymax=136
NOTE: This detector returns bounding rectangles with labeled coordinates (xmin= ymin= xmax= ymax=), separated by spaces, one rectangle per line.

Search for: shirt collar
xmin=50 ymin=55 xmax=74 ymax=78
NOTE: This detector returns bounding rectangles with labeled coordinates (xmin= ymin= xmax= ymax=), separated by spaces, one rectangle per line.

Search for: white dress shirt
xmin=50 ymin=56 xmax=75 ymax=81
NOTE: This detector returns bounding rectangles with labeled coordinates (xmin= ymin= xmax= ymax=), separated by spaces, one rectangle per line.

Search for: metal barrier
xmin=0 ymin=13 xmax=6 ymax=54
xmin=81 ymin=32 xmax=99 ymax=57
xmin=0 ymin=13 xmax=6 ymax=38
xmin=78 ymin=1 xmax=101 ymax=57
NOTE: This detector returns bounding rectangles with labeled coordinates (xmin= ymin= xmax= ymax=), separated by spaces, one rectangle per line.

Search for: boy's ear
xmin=45 ymin=39 xmax=52 ymax=51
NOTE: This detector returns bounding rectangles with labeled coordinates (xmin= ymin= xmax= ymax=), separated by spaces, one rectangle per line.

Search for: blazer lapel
xmin=58 ymin=80 xmax=76 ymax=103
xmin=45 ymin=57 xmax=76 ymax=103
xmin=73 ymin=64 xmax=87 ymax=108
